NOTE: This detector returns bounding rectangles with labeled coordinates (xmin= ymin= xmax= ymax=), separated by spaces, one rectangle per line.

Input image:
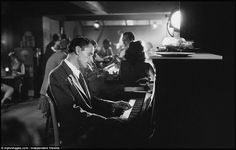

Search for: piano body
xmin=117 ymin=71 xmax=157 ymax=145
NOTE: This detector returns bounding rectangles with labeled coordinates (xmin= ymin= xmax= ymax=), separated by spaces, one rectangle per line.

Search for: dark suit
xmin=49 ymin=61 xmax=117 ymax=147
xmin=44 ymin=42 xmax=55 ymax=64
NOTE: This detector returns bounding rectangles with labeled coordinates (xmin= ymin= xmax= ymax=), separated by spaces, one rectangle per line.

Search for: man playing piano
xmin=49 ymin=37 xmax=132 ymax=148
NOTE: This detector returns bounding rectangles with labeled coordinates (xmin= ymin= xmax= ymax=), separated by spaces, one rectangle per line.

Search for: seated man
xmin=118 ymin=32 xmax=135 ymax=60
xmin=94 ymin=39 xmax=114 ymax=67
xmin=49 ymin=37 xmax=131 ymax=148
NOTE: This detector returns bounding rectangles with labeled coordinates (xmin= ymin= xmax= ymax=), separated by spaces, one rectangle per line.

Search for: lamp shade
xmin=170 ymin=10 xmax=181 ymax=30
xmin=167 ymin=10 xmax=181 ymax=37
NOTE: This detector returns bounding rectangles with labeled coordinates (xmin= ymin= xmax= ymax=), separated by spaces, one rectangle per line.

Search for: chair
xmin=46 ymin=93 xmax=62 ymax=146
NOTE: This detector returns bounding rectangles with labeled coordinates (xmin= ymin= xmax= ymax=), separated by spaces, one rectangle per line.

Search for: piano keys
xmin=120 ymin=99 xmax=136 ymax=119
xmin=120 ymin=92 xmax=153 ymax=120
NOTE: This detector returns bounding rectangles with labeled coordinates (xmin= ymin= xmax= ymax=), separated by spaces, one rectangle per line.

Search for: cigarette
xmin=87 ymin=64 xmax=93 ymax=71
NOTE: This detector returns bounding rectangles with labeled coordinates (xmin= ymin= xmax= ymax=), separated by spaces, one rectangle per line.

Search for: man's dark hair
xmin=68 ymin=37 xmax=91 ymax=53
xmin=52 ymin=33 xmax=60 ymax=41
xmin=123 ymin=32 xmax=135 ymax=41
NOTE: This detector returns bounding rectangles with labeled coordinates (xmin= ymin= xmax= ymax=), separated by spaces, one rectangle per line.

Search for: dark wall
xmin=2 ymin=15 xmax=44 ymax=97
xmin=180 ymin=2 xmax=235 ymax=123
xmin=180 ymin=1 xmax=235 ymax=58
xmin=1 ymin=15 xmax=43 ymax=65
xmin=150 ymin=1 xmax=235 ymax=148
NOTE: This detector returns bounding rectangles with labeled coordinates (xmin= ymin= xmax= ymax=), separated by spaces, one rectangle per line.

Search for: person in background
xmin=38 ymin=38 xmax=69 ymax=116
xmin=49 ymin=37 xmax=131 ymax=148
xmin=119 ymin=41 xmax=155 ymax=87
xmin=94 ymin=39 xmax=114 ymax=67
xmin=1 ymin=83 xmax=14 ymax=107
xmin=98 ymin=39 xmax=114 ymax=59
xmin=118 ymin=32 xmax=135 ymax=60
xmin=44 ymin=33 xmax=60 ymax=66
xmin=60 ymin=33 xmax=70 ymax=51
xmin=8 ymin=52 xmax=25 ymax=76
xmin=8 ymin=52 xmax=25 ymax=101
xmin=144 ymin=41 xmax=155 ymax=59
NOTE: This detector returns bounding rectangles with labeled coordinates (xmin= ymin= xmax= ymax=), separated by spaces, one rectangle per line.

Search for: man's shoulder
xmin=49 ymin=51 xmax=67 ymax=60
xmin=50 ymin=62 xmax=64 ymax=76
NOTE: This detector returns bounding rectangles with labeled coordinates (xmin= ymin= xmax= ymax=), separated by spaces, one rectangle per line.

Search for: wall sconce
xmin=151 ymin=22 xmax=158 ymax=29
xmin=167 ymin=10 xmax=181 ymax=37
xmin=93 ymin=21 xmax=101 ymax=29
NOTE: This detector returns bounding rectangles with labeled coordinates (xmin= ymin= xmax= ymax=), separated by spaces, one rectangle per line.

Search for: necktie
xmin=78 ymin=73 xmax=91 ymax=100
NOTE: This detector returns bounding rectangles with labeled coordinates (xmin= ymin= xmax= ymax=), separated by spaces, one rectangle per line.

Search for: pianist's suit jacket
xmin=49 ymin=61 xmax=114 ymax=136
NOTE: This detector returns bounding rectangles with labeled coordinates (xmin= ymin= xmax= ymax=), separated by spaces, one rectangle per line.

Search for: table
xmin=1 ymin=74 xmax=24 ymax=101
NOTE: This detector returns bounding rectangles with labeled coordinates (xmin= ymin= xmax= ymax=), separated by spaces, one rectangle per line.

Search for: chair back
xmin=46 ymin=93 xmax=62 ymax=146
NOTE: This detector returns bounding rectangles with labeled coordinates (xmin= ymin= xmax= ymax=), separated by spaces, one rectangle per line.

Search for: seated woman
xmin=8 ymin=52 xmax=25 ymax=100
xmin=119 ymin=41 xmax=155 ymax=87
xmin=9 ymin=52 xmax=25 ymax=76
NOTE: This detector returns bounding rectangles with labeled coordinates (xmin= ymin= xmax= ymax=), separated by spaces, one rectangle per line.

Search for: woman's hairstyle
xmin=68 ymin=37 xmax=91 ymax=53
xmin=124 ymin=41 xmax=145 ymax=63
xmin=52 ymin=33 xmax=60 ymax=41
xmin=123 ymin=32 xmax=135 ymax=41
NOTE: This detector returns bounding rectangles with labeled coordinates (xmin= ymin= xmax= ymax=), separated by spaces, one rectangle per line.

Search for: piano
xmin=120 ymin=92 xmax=153 ymax=120
xmin=118 ymin=91 xmax=156 ymax=147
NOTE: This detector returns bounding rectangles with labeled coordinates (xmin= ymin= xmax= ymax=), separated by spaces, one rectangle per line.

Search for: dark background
xmin=151 ymin=1 xmax=235 ymax=148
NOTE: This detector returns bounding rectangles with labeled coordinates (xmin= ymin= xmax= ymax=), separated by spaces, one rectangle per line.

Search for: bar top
xmin=150 ymin=53 xmax=223 ymax=60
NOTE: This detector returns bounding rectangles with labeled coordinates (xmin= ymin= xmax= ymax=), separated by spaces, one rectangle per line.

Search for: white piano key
xmin=120 ymin=99 xmax=136 ymax=119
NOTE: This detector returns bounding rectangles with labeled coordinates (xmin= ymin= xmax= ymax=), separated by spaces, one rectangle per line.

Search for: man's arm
xmin=91 ymin=96 xmax=131 ymax=117
xmin=49 ymin=71 xmax=107 ymax=126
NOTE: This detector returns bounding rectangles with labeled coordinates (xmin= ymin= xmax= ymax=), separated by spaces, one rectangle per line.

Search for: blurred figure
xmin=118 ymin=32 xmax=135 ymax=60
xmin=1 ymin=117 xmax=40 ymax=146
xmin=119 ymin=41 xmax=155 ymax=87
xmin=7 ymin=52 xmax=25 ymax=101
xmin=44 ymin=33 xmax=60 ymax=65
xmin=8 ymin=52 xmax=25 ymax=76
xmin=60 ymin=33 xmax=70 ymax=51
xmin=38 ymin=39 xmax=69 ymax=116
xmin=99 ymin=39 xmax=114 ymax=58
xmin=1 ymin=83 xmax=14 ymax=107
xmin=95 ymin=39 xmax=114 ymax=67
xmin=144 ymin=41 xmax=155 ymax=59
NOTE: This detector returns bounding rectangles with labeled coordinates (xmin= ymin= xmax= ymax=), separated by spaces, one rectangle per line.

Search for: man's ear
xmin=75 ymin=46 xmax=81 ymax=55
